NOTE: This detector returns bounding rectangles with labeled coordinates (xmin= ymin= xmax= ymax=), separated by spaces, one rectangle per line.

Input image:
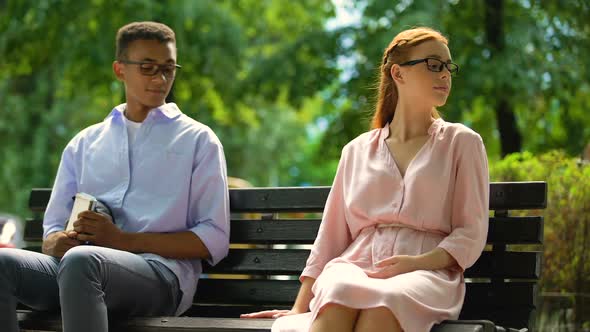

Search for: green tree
xmin=0 ymin=0 xmax=341 ymax=217
xmin=318 ymin=0 xmax=590 ymax=160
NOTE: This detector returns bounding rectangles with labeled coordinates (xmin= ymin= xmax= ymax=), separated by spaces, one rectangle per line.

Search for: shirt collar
xmin=427 ymin=117 xmax=445 ymax=137
xmin=105 ymin=103 xmax=182 ymax=122
xmin=380 ymin=117 xmax=446 ymax=141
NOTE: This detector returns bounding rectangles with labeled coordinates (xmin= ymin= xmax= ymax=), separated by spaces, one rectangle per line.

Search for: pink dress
xmin=272 ymin=118 xmax=489 ymax=332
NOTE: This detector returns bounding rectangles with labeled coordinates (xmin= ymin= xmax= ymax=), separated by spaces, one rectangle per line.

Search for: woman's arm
xmin=436 ymin=133 xmax=490 ymax=271
xmin=368 ymin=247 xmax=458 ymax=279
xmin=291 ymin=277 xmax=316 ymax=313
xmin=415 ymin=247 xmax=458 ymax=270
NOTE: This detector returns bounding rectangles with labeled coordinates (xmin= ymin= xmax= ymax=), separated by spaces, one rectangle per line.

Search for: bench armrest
xmin=432 ymin=320 xmax=496 ymax=332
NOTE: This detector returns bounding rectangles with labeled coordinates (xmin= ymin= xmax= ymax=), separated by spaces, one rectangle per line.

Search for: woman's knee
xmin=356 ymin=307 xmax=401 ymax=331
xmin=321 ymin=303 xmax=358 ymax=315
xmin=312 ymin=303 xmax=359 ymax=332
xmin=360 ymin=306 xmax=396 ymax=319
xmin=321 ymin=278 xmax=361 ymax=301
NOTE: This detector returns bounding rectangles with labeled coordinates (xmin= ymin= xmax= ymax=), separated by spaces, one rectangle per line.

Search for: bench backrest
xmin=25 ymin=182 xmax=547 ymax=329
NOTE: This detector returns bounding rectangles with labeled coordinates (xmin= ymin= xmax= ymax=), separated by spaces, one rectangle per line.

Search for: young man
xmin=0 ymin=22 xmax=230 ymax=332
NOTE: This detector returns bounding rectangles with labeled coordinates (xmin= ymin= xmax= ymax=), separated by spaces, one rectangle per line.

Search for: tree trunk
xmin=485 ymin=0 xmax=522 ymax=156
xmin=496 ymin=99 xmax=522 ymax=156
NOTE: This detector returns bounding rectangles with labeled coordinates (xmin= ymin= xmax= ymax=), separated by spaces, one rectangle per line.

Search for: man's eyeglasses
xmin=399 ymin=58 xmax=459 ymax=75
xmin=119 ymin=60 xmax=181 ymax=79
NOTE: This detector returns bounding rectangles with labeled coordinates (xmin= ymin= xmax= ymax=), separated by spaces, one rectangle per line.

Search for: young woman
xmin=242 ymin=26 xmax=489 ymax=332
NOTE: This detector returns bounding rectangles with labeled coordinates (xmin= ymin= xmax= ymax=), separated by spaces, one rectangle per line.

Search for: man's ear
xmin=113 ymin=61 xmax=125 ymax=81
xmin=390 ymin=64 xmax=403 ymax=83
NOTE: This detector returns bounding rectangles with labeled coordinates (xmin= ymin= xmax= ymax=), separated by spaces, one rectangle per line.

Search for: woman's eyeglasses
xmin=119 ymin=60 xmax=181 ymax=79
xmin=399 ymin=58 xmax=459 ymax=75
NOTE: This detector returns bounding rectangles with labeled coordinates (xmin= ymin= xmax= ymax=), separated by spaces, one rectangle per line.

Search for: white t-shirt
xmin=124 ymin=114 xmax=142 ymax=146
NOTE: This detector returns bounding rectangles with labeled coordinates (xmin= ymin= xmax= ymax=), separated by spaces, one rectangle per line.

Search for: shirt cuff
xmin=43 ymin=225 xmax=65 ymax=239
xmin=437 ymin=243 xmax=468 ymax=272
xmin=300 ymin=266 xmax=322 ymax=282
xmin=190 ymin=222 xmax=229 ymax=266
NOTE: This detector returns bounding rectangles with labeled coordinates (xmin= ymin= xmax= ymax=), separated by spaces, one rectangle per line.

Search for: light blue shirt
xmin=43 ymin=103 xmax=230 ymax=315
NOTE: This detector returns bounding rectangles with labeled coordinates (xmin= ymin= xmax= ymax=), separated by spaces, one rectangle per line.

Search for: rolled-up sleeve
xmin=438 ymin=134 xmax=489 ymax=271
xmin=301 ymin=147 xmax=353 ymax=281
xmin=43 ymin=140 xmax=79 ymax=238
xmin=187 ymin=130 xmax=230 ymax=266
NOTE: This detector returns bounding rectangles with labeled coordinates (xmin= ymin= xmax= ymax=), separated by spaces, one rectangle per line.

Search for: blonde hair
xmin=371 ymin=27 xmax=448 ymax=129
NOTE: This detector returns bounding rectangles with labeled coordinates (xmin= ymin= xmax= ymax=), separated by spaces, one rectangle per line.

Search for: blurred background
xmin=1 ymin=0 xmax=589 ymax=330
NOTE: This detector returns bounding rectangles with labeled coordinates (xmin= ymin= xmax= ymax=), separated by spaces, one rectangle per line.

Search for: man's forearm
xmin=117 ymin=231 xmax=211 ymax=260
xmin=42 ymin=231 xmax=61 ymax=255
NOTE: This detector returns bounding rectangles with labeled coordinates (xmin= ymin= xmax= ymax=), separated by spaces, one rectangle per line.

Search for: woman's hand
xmin=366 ymin=254 xmax=419 ymax=279
xmin=240 ymin=309 xmax=303 ymax=319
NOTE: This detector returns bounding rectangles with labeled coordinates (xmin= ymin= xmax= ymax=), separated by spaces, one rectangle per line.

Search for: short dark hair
xmin=115 ymin=21 xmax=176 ymax=60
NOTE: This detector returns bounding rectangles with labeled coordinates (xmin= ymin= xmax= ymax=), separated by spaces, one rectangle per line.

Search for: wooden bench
xmin=18 ymin=181 xmax=547 ymax=332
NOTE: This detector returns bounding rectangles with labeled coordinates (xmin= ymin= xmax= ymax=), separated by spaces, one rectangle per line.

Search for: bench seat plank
xmin=18 ymin=310 xmax=494 ymax=332
xmin=18 ymin=311 xmax=274 ymax=332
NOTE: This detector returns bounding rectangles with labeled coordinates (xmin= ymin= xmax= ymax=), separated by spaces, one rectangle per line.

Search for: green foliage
xmin=1 ymin=0 xmax=589 ymax=227
xmin=0 ymin=0 xmax=340 ymax=217
xmin=320 ymin=0 xmax=590 ymax=159
xmin=490 ymin=151 xmax=590 ymax=298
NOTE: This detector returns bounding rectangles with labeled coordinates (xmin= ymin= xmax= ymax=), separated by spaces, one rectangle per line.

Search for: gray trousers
xmin=0 ymin=246 xmax=181 ymax=332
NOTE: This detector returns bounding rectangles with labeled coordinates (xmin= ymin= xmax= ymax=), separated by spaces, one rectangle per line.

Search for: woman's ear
xmin=390 ymin=64 xmax=403 ymax=83
xmin=113 ymin=61 xmax=125 ymax=81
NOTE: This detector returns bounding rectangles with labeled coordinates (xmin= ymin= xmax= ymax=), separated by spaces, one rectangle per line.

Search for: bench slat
xmin=489 ymin=181 xmax=547 ymax=210
xmin=194 ymin=279 xmax=536 ymax=308
xmin=230 ymin=219 xmax=320 ymax=244
xmin=18 ymin=309 xmax=497 ymax=332
xmin=23 ymin=218 xmax=43 ymax=240
xmin=230 ymin=217 xmax=543 ymax=244
xmin=29 ymin=182 xmax=547 ymax=213
xmin=122 ymin=317 xmax=274 ymax=332
xmin=18 ymin=311 xmax=274 ymax=332
xmin=468 ymin=251 xmax=541 ymax=279
xmin=24 ymin=217 xmax=543 ymax=245
xmin=488 ymin=217 xmax=543 ymax=244
xmin=204 ymin=249 xmax=541 ymax=279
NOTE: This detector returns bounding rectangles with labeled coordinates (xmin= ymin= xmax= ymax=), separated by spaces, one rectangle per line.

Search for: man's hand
xmin=74 ymin=210 xmax=123 ymax=248
xmin=42 ymin=231 xmax=81 ymax=258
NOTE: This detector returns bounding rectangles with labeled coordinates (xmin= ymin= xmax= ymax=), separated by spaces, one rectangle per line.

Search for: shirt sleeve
xmin=187 ymin=129 xmax=230 ymax=266
xmin=43 ymin=140 xmax=79 ymax=238
xmin=301 ymin=147 xmax=353 ymax=281
xmin=437 ymin=133 xmax=489 ymax=271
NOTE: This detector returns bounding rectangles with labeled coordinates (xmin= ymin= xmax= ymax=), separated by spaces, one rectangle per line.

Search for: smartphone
xmin=66 ymin=193 xmax=97 ymax=232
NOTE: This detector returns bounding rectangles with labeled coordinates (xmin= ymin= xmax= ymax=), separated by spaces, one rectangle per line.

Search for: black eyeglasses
xmin=119 ymin=60 xmax=181 ymax=79
xmin=399 ymin=58 xmax=459 ymax=75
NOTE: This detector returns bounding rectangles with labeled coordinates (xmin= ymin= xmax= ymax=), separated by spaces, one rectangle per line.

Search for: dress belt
xmin=375 ymin=223 xmax=447 ymax=236
xmin=376 ymin=223 xmax=405 ymax=229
